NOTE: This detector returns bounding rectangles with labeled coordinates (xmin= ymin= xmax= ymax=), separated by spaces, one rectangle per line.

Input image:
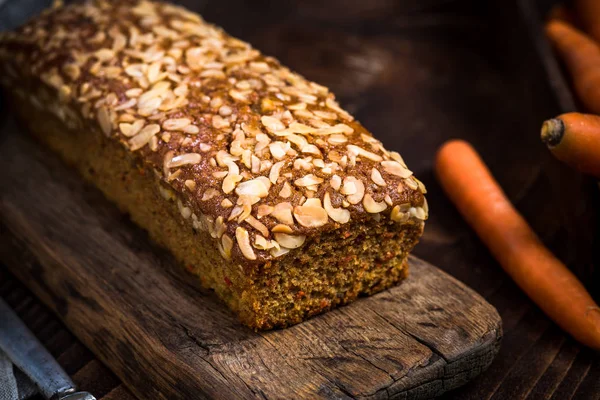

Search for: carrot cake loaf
xmin=0 ymin=0 xmax=428 ymax=329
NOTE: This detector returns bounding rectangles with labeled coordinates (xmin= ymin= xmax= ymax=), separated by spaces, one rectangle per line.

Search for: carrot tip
xmin=541 ymin=118 xmax=565 ymax=147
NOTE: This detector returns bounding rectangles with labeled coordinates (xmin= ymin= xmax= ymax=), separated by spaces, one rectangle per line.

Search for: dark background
xmin=1 ymin=0 xmax=599 ymax=398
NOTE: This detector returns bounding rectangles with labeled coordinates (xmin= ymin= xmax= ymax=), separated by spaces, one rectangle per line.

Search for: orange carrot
xmin=436 ymin=139 xmax=600 ymax=350
xmin=541 ymin=112 xmax=600 ymax=177
xmin=546 ymin=20 xmax=600 ymax=114
xmin=574 ymin=0 xmax=600 ymax=43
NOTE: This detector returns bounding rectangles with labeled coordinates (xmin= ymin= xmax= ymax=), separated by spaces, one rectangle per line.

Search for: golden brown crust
xmin=0 ymin=0 xmax=427 ymax=266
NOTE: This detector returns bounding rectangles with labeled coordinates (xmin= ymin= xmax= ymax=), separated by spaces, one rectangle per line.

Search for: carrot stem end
xmin=541 ymin=118 xmax=565 ymax=147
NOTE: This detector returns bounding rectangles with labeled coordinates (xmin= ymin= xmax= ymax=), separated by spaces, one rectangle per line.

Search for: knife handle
xmin=0 ymin=297 xmax=76 ymax=399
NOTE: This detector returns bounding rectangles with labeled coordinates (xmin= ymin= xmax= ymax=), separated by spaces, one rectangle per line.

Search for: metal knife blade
xmin=0 ymin=297 xmax=96 ymax=400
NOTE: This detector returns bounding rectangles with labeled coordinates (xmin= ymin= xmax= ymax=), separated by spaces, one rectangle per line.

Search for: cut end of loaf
xmin=541 ymin=118 xmax=565 ymax=148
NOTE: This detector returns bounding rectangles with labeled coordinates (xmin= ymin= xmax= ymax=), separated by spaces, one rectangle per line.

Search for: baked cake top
xmin=0 ymin=0 xmax=427 ymax=264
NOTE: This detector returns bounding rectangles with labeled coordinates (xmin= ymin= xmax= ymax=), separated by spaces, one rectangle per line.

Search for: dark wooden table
xmin=1 ymin=0 xmax=599 ymax=398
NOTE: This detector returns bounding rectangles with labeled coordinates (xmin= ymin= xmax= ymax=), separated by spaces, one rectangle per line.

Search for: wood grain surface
xmin=0 ymin=125 xmax=501 ymax=399
xmin=1 ymin=0 xmax=599 ymax=399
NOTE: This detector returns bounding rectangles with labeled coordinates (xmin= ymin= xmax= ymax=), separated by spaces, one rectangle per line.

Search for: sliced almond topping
xmin=221 ymin=199 xmax=233 ymax=208
xmin=271 ymin=202 xmax=294 ymax=225
xmin=261 ymin=115 xmax=286 ymax=133
xmin=384 ymin=195 xmax=393 ymax=206
xmin=253 ymin=234 xmax=270 ymax=250
xmin=167 ymin=170 xmax=182 ymax=182
xmin=257 ymin=205 xmax=274 ymax=218
xmin=269 ymin=161 xmax=285 ymax=184
xmin=363 ymin=194 xmax=387 ymax=213
xmin=251 ymin=155 xmax=261 ymax=174
xmin=381 ymin=160 xmax=413 ymax=178
xmin=313 ymin=124 xmax=354 ymax=136
xmin=158 ymin=184 xmax=175 ymax=201
xmin=129 ymin=123 xmax=160 ymax=151
xmin=245 ymin=215 xmax=270 ymax=237
xmin=162 ymin=118 xmax=191 ymax=131
xmin=269 ymin=141 xmax=290 ymax=160
xmin=228 ymin=205 xmax=243 ymax=221
xmin=301 ymin=144 xmax=321 ymax=156
xmin=236 ymin=227 xmax=256 ymax=260
xmin=119 ymin=120 xmax=145 ymax=137
xmin=313 ymin=110 xmax=338 ymax=120
xmin=323 ymin=192 xmax=350 ymax=224
xmin=212 ymin=115 xmax=230 ymax=129
xmin=288 ymin=102 xmax=307 ymax=110
xmin=272 ymin=224 xmax=294 ymax=233
xmin=330 ymin=175 xmax=342 ymax=191
xmin=222 ymin=161 xmax=243 ymax=194
xmin=341 ymin=177 xmax=365 ymax=204
xmin=294 ymin=174 xmax=324 ymax=187
xmin=236 ymin=177 xmax=270 ymax=198
xmin=201 ymin=188 xmax=219 ymax=201
xmin=185 ymin=180 xmax=196 ymax=191
xmin=213 ymin=216 xmax=226 ymax=238
xmin=184 ymin=125 xmax=200 ymax=134
xmin=390 ymin=205 xmax=409 ymax=223
xmin=97 ymin=107 xmax=112 ymax=136
xmin=414 ymin=177 xmax=427 ymax=194
xmin=177 ymin=199 xmax=192 ymax=219
xmin=125 ymin=88 xmax=143 ymax=98
xmin=279 ymin=181 xmax=292 ymax=198
xmin=168 ymin=153 xmax=201 ymax=168
xmin=293 ymin=199 xmax=328 ymax=228
xmin=410 ymin=206 xmax=428 ymax=221
xmin=270 ymin=247 xmax=291 ymax=258
xmin=327 ymin=134 xmax=348 ymax=145
xmin=371 ymin=168 xmax=386 ymax=186
xmin=404 ymin=178 xmax=417 ymax=190
xmin=219 ymin=234 xmax=233 ymax=259
xmin=288 ymin=122 xmax=316 ymax=134
xmin=347 ymin=145 xmax=383 ymax=162
xmin=274 ymin=233 xmax=306 ymax=249
xmin=340 ymin=177 xmax=357 ymax=195
xmin=390 ymin=151 xmax=408 ymax=167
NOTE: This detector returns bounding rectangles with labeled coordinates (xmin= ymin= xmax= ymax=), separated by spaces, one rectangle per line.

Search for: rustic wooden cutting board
xmin=0 ymin=118 xmax=502 ymax=399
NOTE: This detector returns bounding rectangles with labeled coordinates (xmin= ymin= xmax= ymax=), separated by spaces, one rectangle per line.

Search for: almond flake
xmin=274 ymin=233 xmax=306 ymax=249
xmin=293 ymin=199 xmax=328 ymax=228
xmin=129 ymin=123 xmax=160 ymax=151
xmin=272 ymin=224 xmax=293 ymax=233
xmin=330 ymin=175 xmax=342 ymax=191
xmin=236 ymin=177 xmax=270 ymax=198
xmin=371 ymin=168 xmax=386 ymax=186
xmin=295 ymin=174 xmax=323 ymax=187
xmin=347 ymin=144 xmax=383 ymax=162
xmin=236 ymin=227 xmax=256 ymax=260
xmin=381 ymin=160 xmax=413 ymax=178
xmin=269 ymin=161 xmax=285 ymax=184
xmin=271 ymin=202 xmax=294 ymax=225
xmin=279 ymin=181 xmax=292 ymax=198
xmin=219 ymin=234 xmax=233 ymax=259
xmin=202 ymin=188 xmax=219 ymax=201
xmin=363 ymin=194 xmax=387 ymax=213
xmin=168 ymin=153 xmax=201 ymax=168
xmin=323 ymin=192 xmax=350 ymax=224
xmin=245 ymin=215 xmax=270 ymax=237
